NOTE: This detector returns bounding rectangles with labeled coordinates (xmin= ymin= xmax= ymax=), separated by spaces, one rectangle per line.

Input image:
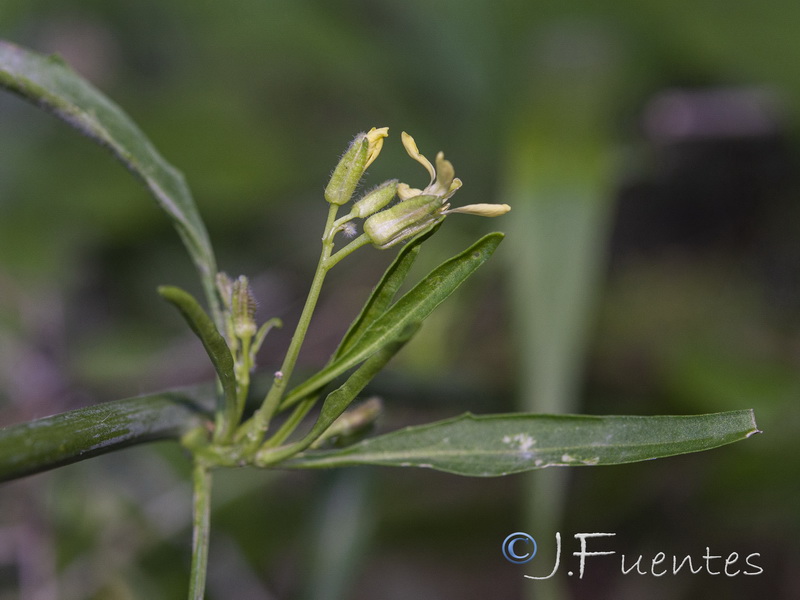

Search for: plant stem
xmin=234 ymin=335 xmax=252 ymax=426
xmin=326 ymin=233 xmax=371 ymax=269
xmin=189 ymin=461 xmax=212 ymax=600
xmin=242 ymin=204 xmax=339 ymax=449
xmin=262 ymin=396 xmax=317 ymax=449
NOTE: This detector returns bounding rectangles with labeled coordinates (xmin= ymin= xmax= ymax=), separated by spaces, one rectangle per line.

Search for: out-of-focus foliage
xmin=1 ymin=1 xmax=799 ymax=598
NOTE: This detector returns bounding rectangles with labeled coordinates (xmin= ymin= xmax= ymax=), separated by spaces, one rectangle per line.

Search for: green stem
xmin=188 ymin=461 xmax=212 ymax=600
xmin=262 ymin=396 xmax=317 ymax=449
xmin=330 ymin=211 xmax=356 ymax=234
xmin=234 ymin=335 xmax=252 ymax=426
xmin=326 ymin=233 xmax=371 ymax=269
xmin=241 ymin=204 xmax=339 ymax=449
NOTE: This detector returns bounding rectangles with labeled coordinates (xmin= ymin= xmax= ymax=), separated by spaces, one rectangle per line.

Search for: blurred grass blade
xmin=158 ymin=286 xmax=237 ymax=441
xmin=0 ymin=40 xmax=220 ymax=322
xmin=279 ymin=232 xmax=504 ymax=410
xmin=282 ymin=410 xmax=759 ymax=476
xmin=301 ymin=470 xmax=375 ymax=600
xmin=0 ymin=385 xmax=215 ymax=482
xmin=334 ymin=225 xmax=438 ymax=358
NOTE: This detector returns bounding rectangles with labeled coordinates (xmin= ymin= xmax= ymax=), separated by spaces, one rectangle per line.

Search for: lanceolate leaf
xmin=0 ymin=40 xmax=220 ymax=322
xmin=334 ymin=225 xmax=438 ymax=358
xmin=282 ymin=410 xmax=760 ymax=476
xmin=280 ymin=232 xmax=504 ymax=410
xmin=158 ymin=286 xmax=237 ymax=441
xmin=256 ymin=324 xmax=418 ymax=466
xmin=304 ymin=324 xmax=418 ymax=445
xmin=0 ymin=385 xmax=215 ymax=482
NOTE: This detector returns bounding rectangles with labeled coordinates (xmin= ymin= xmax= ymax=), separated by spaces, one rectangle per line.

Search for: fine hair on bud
xmin=363 ymin=194 xmax=443 ymax=248
xmin=351 ymin=179 xmax=398 ymax=219
xmin=341 ymin=222 xmax=359 ymax=238
xmin=324 ymin=133 xmax=368 ymax=206
xmin=232 ymin=275 xmax=258 ymax=338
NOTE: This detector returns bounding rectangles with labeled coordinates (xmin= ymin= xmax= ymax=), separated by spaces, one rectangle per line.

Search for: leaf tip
xmin=744 ymin=408 xmax=760 ymax=437
xmin=156 ymin=285 xmax=176 ymax=302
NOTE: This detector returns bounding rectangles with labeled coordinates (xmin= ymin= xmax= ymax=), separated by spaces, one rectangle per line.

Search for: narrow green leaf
xmin=158 ymin=286 xmax=237 ymax=441
xmin=307 ymin=330 xmax=414 ymax=443
xmin=280 ymin=232 xmax=504 ymax=409
xmin=334 ymin=225 xmax=438 ymax=358
xmin=0 ymin=40 xmax=220 ymax=322
xmin=0 ymin=385 xmax=215 ymax=482
xmin=259 ymin=324 xmax=418 ymax=466
xmin=282 ymin=410 xmax=760 ymax=476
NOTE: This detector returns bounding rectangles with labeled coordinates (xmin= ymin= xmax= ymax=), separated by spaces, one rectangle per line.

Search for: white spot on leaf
xmin=502 ymin=433 xmax=537 ymax=461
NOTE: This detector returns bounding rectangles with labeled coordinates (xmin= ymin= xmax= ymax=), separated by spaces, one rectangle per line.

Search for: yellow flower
xmin=365 ymin=127 xmax=389 ymax=169
xmin=397 ymin=132 xmax=462 ymax=202
xmin=396 ymin=131 xmax=510 ymax=218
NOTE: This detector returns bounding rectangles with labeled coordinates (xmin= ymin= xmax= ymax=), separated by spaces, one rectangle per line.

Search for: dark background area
xmin=1 ymin=1 xmax=798 ymax=598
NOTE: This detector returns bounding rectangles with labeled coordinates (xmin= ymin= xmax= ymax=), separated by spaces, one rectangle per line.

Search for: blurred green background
xmin=1 ymin=1 xmax=799 ymax=598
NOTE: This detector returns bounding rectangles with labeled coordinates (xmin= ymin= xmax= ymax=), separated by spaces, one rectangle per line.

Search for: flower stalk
xmin=188 ymin=461 xmax=212 ymax=600
xmin=232 ymin=127 xmax=510 ymax=454
xmin=240 ymin=203 xmax=341 ymax=449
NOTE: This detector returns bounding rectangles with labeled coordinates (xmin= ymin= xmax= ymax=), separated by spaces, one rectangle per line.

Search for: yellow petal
xmin=396 ymin=182 xmax=424 ymax=201
xmin=401 ymin=131 xmax=436 ymax=184
xmin=446 ymin=203 xmax=511 ymax=217
xmin=434 ymin=152 xmax=456 ymax=189
xmin=365 ymin=127 xmax=389 ymax=168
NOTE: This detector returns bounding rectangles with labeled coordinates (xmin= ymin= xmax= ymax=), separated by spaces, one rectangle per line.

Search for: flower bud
xmin=311 ymin=397 xmax=383 ymax=449
xmin=231 ymin=275 xmax=257 ymax=339
xmin=324 ymin=134 xmax=368 ymax=206
xmin=363 ymin=194 xmax=444 ymax=248
xmin=351 ymin=180 xmax=398 ymax=218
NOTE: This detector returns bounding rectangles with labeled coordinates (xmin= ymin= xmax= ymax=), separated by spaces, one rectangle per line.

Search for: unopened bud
xmin=231 ymin=275 xmax=257 ymax=339
xmin=311 ymin=397 xmax=383 ymax=449
xmin=351 ymin=180 xmax=398 ymax=218
xmin=324 ymin=134 xmax=368 ymax=206
xmin=363 ymin=194 xmax=444 ymax=248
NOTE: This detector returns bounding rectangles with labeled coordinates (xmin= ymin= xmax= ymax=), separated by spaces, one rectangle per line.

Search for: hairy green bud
xmin=351 ymin=179 xmax=398 ymax=218
xmin=231 ymin=275 xmax=257 ymax=339
xmin=324 ymin=134 xmax=368 ymax=206
xmin=363 ymin=194 xmax=444 ymax=248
